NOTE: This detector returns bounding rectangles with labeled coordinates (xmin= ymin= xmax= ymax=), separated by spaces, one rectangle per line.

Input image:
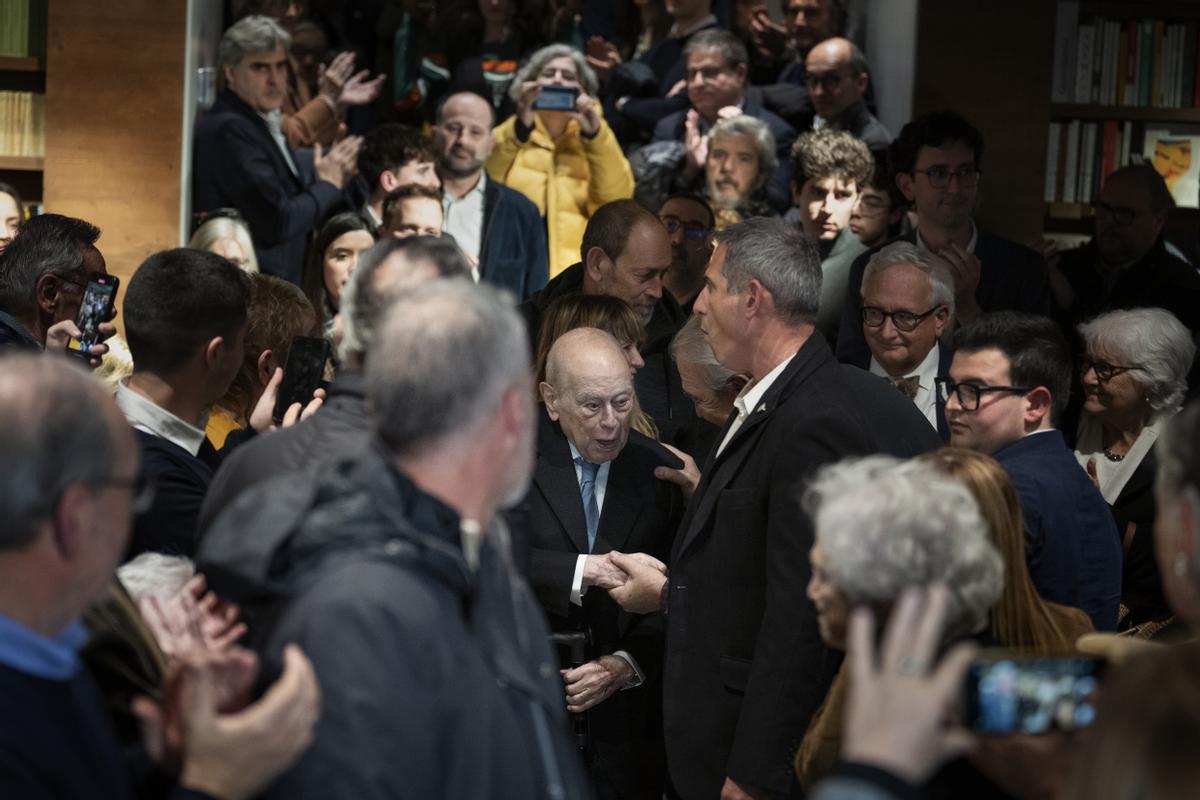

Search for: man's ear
xmin=853 ymin=72 xmax=869 ymax=99
xmin=895 ymin=171 xmax=915 ymax=204
xmin=379 ymin=169 xmax=399 ymax=194
xmin=34 ymin=273 xmax=65 ymax=317
xmin=734 ymin=63 xmax=748 ymax=85
xmin=539 ymin=381 xmax=559 ymax=420
xmin=743 ymin=277 xmax=767 ymax=318
xmin=50 ymin=483 xmax=90 ymax=563
xmin=221 ymin=63 xmax=236 ymax=87
xmin=257 ymin=349 xmax=277 ymax=386
xmin=204 ymin=336 xmax=230 ymax=371
xmin=583 ymin=246 xmax=612 ymax=287
xmin=1024 ymin=386 xmax=1054 ymax=427
xmin=932 ymin=305 xmax=951 ymax=338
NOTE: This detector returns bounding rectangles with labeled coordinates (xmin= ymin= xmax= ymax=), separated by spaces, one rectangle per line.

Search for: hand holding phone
xmin=272 ymin=336 xmax=331 ymax=425
xmin=963 ymin=652 xmax=1104 ymax=734
xmin=533 ymin=85 xmax=579 ymax=112
xmin=74 ymin=274 xmax=119 ymax=355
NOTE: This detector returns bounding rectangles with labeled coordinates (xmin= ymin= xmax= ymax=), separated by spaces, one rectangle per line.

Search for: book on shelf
xmin=1053 ymin=10 xmax=1200 ymax=110
xmin=0 ymin=91 xmax=44 ymax=157
xmin=1144 ymin=125 xmax=1200 ymax=207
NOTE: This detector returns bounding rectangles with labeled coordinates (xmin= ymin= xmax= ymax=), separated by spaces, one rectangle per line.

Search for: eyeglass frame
xmin=1079 ymin=357 xmax=1142 ymax=383
xmin=659 ymin=215 xmax=711 ymax=241
xmin=90 ymin=474 xmax=157 ymax=515
xmin=860 ymin=305 xmax=943 ymax=333
xmin=935 ymin=377 xmax=1034 ymax=411
xmin=1092 ymin=201 xmax=1148 ymax=227
xmin=911 ymin=166 xmax=983 ymax=189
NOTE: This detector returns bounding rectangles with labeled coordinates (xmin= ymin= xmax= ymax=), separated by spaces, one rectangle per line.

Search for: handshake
xmin=583 ymin=551 xmax=671 ymax=614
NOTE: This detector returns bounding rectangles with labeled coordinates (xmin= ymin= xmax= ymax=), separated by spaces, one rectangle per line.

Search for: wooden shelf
xmin=0 ymin=155 xmax=44 ymax=171
xmin=0 ymin=56 xmax=41 ymax=72
xmin=1051 ymin=104 xmax=1200 ymax=123
xmin=1082 ymin=2 xmax=1200 ymax=17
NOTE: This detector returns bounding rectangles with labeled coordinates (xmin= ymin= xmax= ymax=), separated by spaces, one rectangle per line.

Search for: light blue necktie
xmin=575 ymin=457 xmax=600 ymax=553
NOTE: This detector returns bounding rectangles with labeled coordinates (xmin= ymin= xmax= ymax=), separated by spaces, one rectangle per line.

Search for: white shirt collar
xmin=115 ymin=380 xmax=207 ymax=457
xmin=868 ymin=343 xmax=941 ymax=430
xmin=916 ymin=219 xmax=978 ymax=254
xmin=734 ymin=351 xmax=796 ymax=419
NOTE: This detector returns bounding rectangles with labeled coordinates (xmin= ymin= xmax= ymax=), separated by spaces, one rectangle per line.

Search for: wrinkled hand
xmin=653 ymin=443 xmax=701 ymax=499
xmin=317 ymin=51 xmax=356 ymax=106
xmin=717 ymin=105 xmax=743 ymax=122
xmin=935 ymin=244 xmax=982 ymax=324
xmin=177 ymin=645 xmax=320 ymax=800
xmin=721 ymin=776 xmax=770 ymax=800
xmin=583 ymin=553 xmax=627 ymax=591
xmin=573 ymin=92 xmax=601 ymax=137
xmin=683 ymin=109 xmax=708 ymax=177
xmin=748 ymin=7 xmax=788 ymax=60
xmin=45 ymin=319 xmax=116 ymax=367
xmin=515 ymin=81 xmax=542 ymax=129
xmin=562 ymin=655 xmax=633 ymax=713
xmin=841 ymin=585 xmax=977 ymax=785
xmin=138 ymin=574 xmax=247 ymax=662
xmin=606 ymin=551 xmax=668 ymax=614
xmin=249 ymin=367 xmax=327 ymax=433
xmin=313 ymin=133 xmax=363 ymax=190
xmin=584 ymin=36 xmax=622 ymax=83
xmin=337 ymin=69 xmax=386 ymax=110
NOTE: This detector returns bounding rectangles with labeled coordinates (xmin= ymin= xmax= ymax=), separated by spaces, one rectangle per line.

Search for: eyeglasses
xmin=1079 ymin=357 xmax=1141 ymax=382
xmin=805 ymin=71 xmax=852 ymax=91
xmin=861 ymin=305 xmax=941 ymax=332
xmin=935 ymin=378 xmax=1033 ymax=411
xmin=1092 ymin=202 xmax=1145 ymax=226
xmin=912 ymin=166 xmax=982 ymax=188
xmin=92 ymin=475 xmax=157 ymax=515
xmin=660 ymin=216 xmax=710 ymax=240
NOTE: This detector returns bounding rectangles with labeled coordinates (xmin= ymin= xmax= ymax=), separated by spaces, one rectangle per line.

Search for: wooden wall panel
xmin=43 ymin=1 xmax=188 ymax=303
xmin=913 ymin=0 xmax=1056 ymax=246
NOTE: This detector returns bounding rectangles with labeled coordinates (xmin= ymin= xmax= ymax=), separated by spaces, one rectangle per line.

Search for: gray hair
xmin=861 ymin=241 xmax=955 ymax=315
xmin=717 ymin=217 xmax=822 ymax=325
xmin=187 ymin=217 xmax=259 ymax=274
xmin=805 ymin=455 xmax=1005 ymax=641
xmin=683 ymin=28 xmax=749 ymax=69
xmin=0 ymin=213 xmax=100 ymax=318
xmin=117 ymin=553 xmax=195 ymax=604
xmin=367 ymin=280 xmax=530 ymax=455
xmin=709 ymin=114 xmax=779 ymax=180
xmin=338 ymin=236 xmax=472 ymax=363
xmin=670 ymin=315 xmax=742 ymax=392
xmin=218 ymin=15 xmax=291 ymax=67
xmin=509 ymin=44 xmax=599 ymax=102
xmin=0 ymin=355 xmax=117 ymax=550
xmin=1078 ymin=308 xmax=1196 ymax=413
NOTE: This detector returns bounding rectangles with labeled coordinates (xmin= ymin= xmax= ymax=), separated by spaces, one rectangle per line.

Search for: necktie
xmin=576 ymin=458 xmax=600 ymax=553
xmin=890 ymin=375 xmax=921 ymax=400
xmin=263 ymin=110 xmax=299 ymax=178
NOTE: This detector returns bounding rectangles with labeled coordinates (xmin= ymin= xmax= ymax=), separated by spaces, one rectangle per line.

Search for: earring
xmin=1175 ymin=553 xmax=1189 ymax=577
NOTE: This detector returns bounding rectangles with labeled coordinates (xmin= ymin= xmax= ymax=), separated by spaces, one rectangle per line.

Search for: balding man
xmin=804 ymin=37 xmax=890 ymax=148
xmin=507 ymin=327 xmax=683 ymax=799
xmin=0 ymin=354 xmax=318 ymax=799
xmin=432 ymin=91 xmax=548 ymax=298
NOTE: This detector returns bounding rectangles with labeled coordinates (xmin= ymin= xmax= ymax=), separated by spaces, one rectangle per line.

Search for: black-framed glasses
xmin=92 ymin=475 xmax=156 ymax=515
xmin=861 ymin=305 xmax=941 ymax=332
xmin=912 ymin=166 xmax=982 ymax=188
xmin=1079 ymin=357 xmax=1141 ymax=382
xmin=804 ymin=71 xmax=852 ymax=91
xmin=935 ymin=378 xmax=1033 ymax=411
xmin=660 ymin=215 xmax=710 ymax=240
xmin=1092 ymin=202 xmax=1145 ymax=226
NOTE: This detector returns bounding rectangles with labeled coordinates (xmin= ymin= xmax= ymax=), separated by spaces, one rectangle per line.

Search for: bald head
xmin=542 ymin=328 xmax=635 ymax=464
xmin=805 ymin=37 xmax=869 ymax=120
xmin=1095 ymin=164 xmax=1173 ymax=266
xmin=433 ymin=92 xmax=496 ymax=179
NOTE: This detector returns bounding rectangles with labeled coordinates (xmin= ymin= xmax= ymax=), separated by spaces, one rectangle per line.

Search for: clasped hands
xmin=583 ymin=550 xmax=669 ymax=615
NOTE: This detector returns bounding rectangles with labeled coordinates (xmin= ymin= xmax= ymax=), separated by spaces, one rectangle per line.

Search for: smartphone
xmin=963 ymin=652 xmax=1105 ymax=735
xmin=629 ymin=435 xmax=686 ymax=470
xmin=73 ymin=274 xmax=119 ymax=354
xmin=272 ymin=336 xmax=331 ymax=424
xmin=534 ymin=85 xmax=579 ymax=111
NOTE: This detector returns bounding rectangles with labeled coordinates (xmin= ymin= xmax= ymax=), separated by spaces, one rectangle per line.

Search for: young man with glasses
xmin=835 ymin=111 xmax=1051 ymax=367
xmin=658 ymin=194 xmax=714 ymax=314
xmin=940 ymin=311 xmax=1121 ymax=631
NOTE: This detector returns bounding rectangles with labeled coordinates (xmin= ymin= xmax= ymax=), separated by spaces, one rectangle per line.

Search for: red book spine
xmin=1101 ymin=120 xmax=1118 ymax=188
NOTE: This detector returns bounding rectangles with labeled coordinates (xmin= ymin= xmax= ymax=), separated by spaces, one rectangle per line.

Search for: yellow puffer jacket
xmin=487 ymin=112 xmax=634 ymax=277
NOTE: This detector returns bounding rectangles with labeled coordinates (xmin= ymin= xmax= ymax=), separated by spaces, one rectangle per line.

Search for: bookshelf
xmin=0 ymin=0 xmax=46 ymax=207
xmin=1044 ymin=0 xmax=1200 ymax=234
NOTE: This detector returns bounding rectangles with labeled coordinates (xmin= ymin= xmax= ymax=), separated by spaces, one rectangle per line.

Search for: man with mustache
xmin=702 ymin=115 xmax=778 ymax=227
xmin=431 ymin=92 xmax=549 ymax=299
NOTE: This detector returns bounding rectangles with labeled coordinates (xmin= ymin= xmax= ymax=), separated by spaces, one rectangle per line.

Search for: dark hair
xmin=892 ymin=110 xmax=984 ymax=176
xmin=358 ymin=124 xmax=437 ymax=192
xmin=953 ymin=312 xmax=1072 ymax=424
xmin=580 ymin=199 xmax=661 ymax=263
xmin=660 ymin=193 xmax=716 ymax=229
xmin=0 ymin=214 xmax=100 ymax=316
xmin=684 ymin=28 xmax=749 ymax=69
xmin=382 ymin=184 xmax=444 ymax=230
xmin=791 ymin=128 xmax=873 ymax=190
xmin=302 ymin=211 xmax=376 ymax=319
xmin=123 ymin=249 xmax=250 ymax=375
xmin=1108 ymin=163 xmax=1176 ymax=212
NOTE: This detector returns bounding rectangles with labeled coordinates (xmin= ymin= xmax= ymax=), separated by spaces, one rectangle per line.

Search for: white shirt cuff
xmin=612 ymin=650 xmax=645 ymax=689
xmin=570 ymin=554 xmax=588 ymax=606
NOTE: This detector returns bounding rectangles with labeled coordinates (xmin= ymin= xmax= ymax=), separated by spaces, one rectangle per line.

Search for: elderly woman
xmin=796 ymin=455 xmax=1004 ymax=790
xmin=1074 ymin=308 xmax=1197 ymax=632
xmin=487 ymin=44 xmax=634 ymax=278
xmin=188 ymin=212 xmax=259 ymax=273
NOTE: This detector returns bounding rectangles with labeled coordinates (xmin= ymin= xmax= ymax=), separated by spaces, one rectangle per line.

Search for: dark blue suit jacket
xmin=193 ymin=89 xmax=347 ymax=284
xmin=479 ymin=180 xmax=548 ymax=301
xmin=835 ymin=229 xmax=1051 ymax=367
xmin=992 ymin=430 xmax=1122 ymax=631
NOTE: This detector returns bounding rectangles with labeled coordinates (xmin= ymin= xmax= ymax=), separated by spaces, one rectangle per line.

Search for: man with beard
xmin=432 ymin=91 xmax=549 ymax=299
xmin=702 ymin=115 xmax=778 ymax=227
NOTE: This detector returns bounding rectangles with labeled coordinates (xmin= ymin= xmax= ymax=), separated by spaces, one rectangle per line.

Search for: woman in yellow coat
xmin=487 ymin=44 xmax=634 ymax=277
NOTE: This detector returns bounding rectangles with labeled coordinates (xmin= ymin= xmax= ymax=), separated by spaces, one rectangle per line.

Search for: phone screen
xmin=964 ymin=653 xmax=1103 ymax=734
xmin=75 ymin=275 xmax=118 ymax=354
xmin=534 ymin=86 xmax=579 ymax=111
xmin=272 ymin=336 xmax=331 ymax=424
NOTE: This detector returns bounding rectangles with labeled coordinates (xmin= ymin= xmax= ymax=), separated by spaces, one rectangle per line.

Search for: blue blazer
xmin=479 ymin=180 xmax=548 ymax=301
xmin=992 ymin=430 xmax=1122 ymax=631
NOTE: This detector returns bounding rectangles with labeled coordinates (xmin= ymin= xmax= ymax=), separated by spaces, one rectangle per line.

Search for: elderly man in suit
xmin=609 ymin=218 xmax=877 ymax=799
xmin=508 ymin=327 xmax=684 ymax=800
xmin=194 ymin=15 xmax=360 ymax=284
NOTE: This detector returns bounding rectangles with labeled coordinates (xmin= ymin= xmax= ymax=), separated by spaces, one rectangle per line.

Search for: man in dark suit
xmin=194 ymin=16 xmax=359 ymax=285
xmin=802 ymin=38 xmax=890 ymax=149
xmin=432 ymin=92 xmax=549 ymax=300
xmin=836 ymin=111 xmax=1050 ymax=366
xmin=652 ymin=30 xmax=796 ymax=214
xmin=508 ymin=328 xmax=684 ymax=799
xmin=610 ymin=218 xmax=877 ymax=799
xmin=942 ymin=312 xmax=1122 ymax=631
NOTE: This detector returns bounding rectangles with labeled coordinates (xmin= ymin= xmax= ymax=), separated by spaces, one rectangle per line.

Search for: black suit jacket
xmin=662 ymin=332 xmax=875 ymax=798
xmin=837 ymin=364 xmax=943 ymax=455
xmin=193 ymin=89 xmax=347 ymax=284
xmin=479 ymin=180 xmax=550 ymax=301
xmin=129 ymin=431 xmax=222 ymax=559
xmin=835 ymin=229 xmax=1051 ymax=367
xmin=845 ymin=344 xmax=954 ymax=442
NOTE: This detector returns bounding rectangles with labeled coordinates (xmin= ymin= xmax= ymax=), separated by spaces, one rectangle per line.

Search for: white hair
xmin=709 ymin=114 xmax=779 ymax=179
xmin=509 ymin=44 xmax=599 ymax=101
xmin=805 ymin=455 xmax=1005 ymax=641
xmin=188 ymin=217 xmax=259 ymax=274
xmin=1078 ymin=308 xmax=1196 ymax=413
xmin=861 ymin=240 xmax=955 ymax=315
xmin=117 ymin=553 xmax=195 ymax=604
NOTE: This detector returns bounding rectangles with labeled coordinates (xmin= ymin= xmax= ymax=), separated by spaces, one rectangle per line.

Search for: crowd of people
xmin=2 ymin=0 xmax=1200 ymax=798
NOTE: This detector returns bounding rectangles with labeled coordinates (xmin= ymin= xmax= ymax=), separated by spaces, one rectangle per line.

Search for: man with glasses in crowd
xmin=835 ymin=111 xmax=1051 ymax=367
xmin=938 ymin=311 xmax=1121 ymax=631
xmin=658 ymin=195 xmax=715 ymax=316
xmin=803 ymin=37 xmax=890 ymax=148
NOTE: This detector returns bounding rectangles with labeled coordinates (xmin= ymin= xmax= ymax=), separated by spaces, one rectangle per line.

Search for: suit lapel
xmin=533 ymin=410 xmax=590 ymax=554
xmin=478 ymin=181 xmax=498 ymax=280
xmin=594 ymin=447 xmax=644 ymax=553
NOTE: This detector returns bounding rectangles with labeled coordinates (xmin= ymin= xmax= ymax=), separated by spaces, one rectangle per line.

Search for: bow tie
xmin=889 ymin=375 xmax=921 ymax=400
